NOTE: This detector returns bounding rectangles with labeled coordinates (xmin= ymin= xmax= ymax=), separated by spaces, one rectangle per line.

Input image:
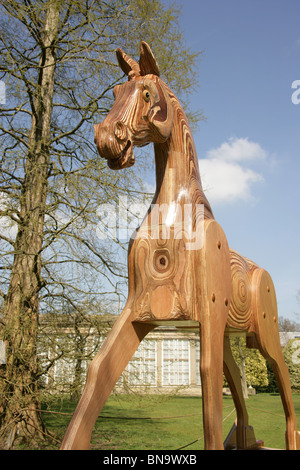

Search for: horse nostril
xmin=114 ymin=121 xmax=127 ymax=141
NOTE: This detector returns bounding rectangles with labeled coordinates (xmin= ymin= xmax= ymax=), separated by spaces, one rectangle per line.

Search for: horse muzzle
xmin=94 ymin=121 xmax=135 ymax=170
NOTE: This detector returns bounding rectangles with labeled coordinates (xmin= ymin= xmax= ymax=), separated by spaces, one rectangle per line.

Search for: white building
xmin=117 ymin=327 xmax=201 ymax=395
xmin=0 ymin=314 xmax=298 ymax=394
xmin=35 ymin=314 xmax=300 ymax=395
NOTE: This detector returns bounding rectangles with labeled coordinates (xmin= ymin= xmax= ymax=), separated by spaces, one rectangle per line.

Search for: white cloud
xmin=199 ymin=137 xmax=266 ymax=205
xmin=207 ymin=137 xmax=267 ymax=162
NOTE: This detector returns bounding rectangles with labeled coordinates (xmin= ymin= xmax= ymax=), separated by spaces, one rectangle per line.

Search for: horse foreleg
xmin=198 ymin=220 xmax=232 ymax=450
xmin=60 ymin=305 xmax=154 ymax=450
xmin=200 ymin=321 xmax=225 ymax=450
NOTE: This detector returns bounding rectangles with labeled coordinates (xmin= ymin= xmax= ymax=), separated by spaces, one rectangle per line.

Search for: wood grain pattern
xmin=61 ymin=41 xmax=299 ymax=450
xmin=227 ymin=250 xmax=254 ymax=330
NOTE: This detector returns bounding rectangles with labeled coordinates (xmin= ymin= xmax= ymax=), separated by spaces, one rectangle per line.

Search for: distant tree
xmin=279 ymin=316 xmax=300 ymax=332
xmin=0 ymin=0 xmax=201 ymax=448
xmin=283 ymin=339 xmax=300 ymax=392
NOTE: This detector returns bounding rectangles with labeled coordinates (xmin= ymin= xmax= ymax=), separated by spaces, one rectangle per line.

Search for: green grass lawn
xmin=42 ymin=393 xmax=300 ymax=450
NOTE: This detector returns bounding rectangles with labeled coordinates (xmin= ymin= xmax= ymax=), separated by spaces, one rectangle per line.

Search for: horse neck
xmin=153 ymin=100 xmax=213 ymax=219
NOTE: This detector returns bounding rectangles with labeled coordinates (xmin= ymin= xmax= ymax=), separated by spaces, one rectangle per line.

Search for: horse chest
xmin=129 ymin=234 xmax=197 ymax=322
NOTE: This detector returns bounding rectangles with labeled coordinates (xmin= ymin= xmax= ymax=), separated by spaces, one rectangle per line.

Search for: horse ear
xmin=116 ymin=48 xmax=141 ymax=78
xmin=139 ymin=41 xmax=160 ymax=76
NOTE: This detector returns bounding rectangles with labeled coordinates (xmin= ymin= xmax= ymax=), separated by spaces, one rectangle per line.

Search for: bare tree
xmin=0 ymin=0 xmax=201 ymax=448
xmin=279 ymin=316 xmax=300 ymax=332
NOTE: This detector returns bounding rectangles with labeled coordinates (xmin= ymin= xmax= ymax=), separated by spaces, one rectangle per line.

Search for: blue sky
xmin=155 ymin=0 xmax=300 ymax=322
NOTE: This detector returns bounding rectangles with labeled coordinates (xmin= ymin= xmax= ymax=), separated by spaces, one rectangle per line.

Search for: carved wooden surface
xmin=61 ymin=42 xmax=300 ymax=450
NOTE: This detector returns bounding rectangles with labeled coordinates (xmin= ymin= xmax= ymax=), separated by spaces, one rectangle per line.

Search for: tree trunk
xmin=0 ymin=3 xmax=60 ymax=448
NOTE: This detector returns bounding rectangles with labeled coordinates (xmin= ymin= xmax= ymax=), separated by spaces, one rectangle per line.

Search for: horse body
xmin=61 ymin=42 xmax=299 ymax=450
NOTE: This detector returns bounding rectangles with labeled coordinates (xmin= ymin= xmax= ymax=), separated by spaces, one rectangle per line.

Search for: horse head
xmin=94 ymin=42 xmax=174 ymax=170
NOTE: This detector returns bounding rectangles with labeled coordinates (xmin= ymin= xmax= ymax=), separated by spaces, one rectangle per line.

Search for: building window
xmin=162 ymin=339 xmax=190 ymax=386
xmin=127 ymin=339 xmax=157 ymax=386
xmin=54 ymin=357 xmax=75 ymax=385
xmin=195 ymin=340 xmax=201 ymax=385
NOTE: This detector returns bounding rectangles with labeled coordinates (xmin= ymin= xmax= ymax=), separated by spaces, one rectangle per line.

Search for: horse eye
xmin=142 ymin=90 xmax=150 ymax=102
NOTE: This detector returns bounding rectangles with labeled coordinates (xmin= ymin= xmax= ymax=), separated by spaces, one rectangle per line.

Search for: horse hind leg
xmin=223 ymin=336 xmax=258 ymax=449
xmin=251 ymin=268 xmax=300 ymax=450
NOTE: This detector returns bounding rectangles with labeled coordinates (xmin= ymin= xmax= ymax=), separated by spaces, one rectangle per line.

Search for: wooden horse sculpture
xmin=61 ymin=42 xmax=300 ymax=450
